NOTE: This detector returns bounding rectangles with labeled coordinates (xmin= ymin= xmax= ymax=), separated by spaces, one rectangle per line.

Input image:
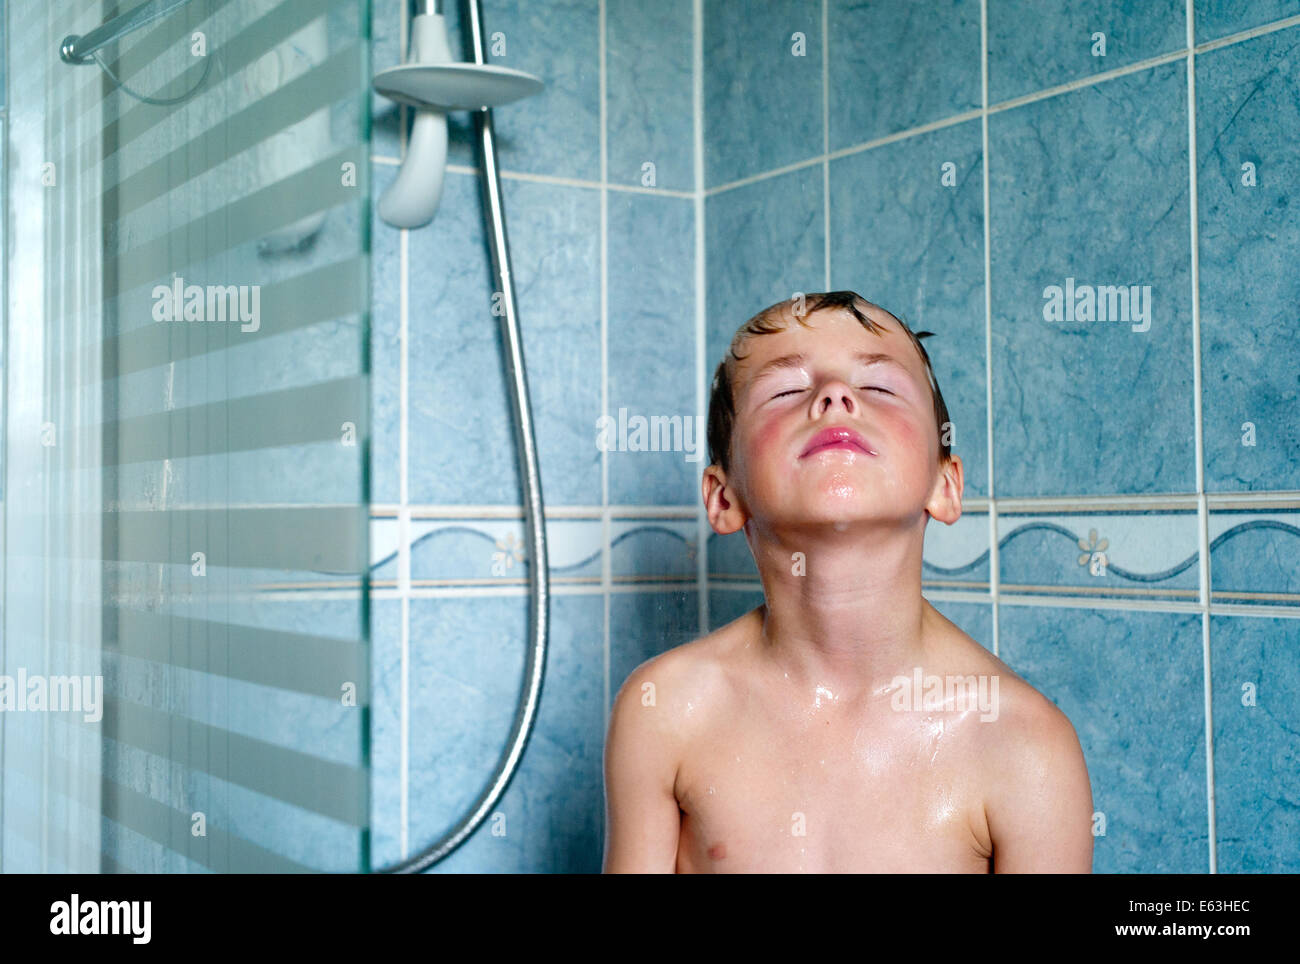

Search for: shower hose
xmin=376 ymin=0 xmax=551 ymax=873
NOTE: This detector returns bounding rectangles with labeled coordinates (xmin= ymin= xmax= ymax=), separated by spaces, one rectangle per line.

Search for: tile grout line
xmin=377 ymin=490 xmax=1300 ymax=514
xmin=1184 ymin=0 xmax=1217 ymax=876
xmin=600 ymin=0 xmax=611 ymax=726
xmin=699 ymin=12 xmax=1300 ymax=200
xmin=694 ymin=0 xmax=709 ymax=640
xmin=822 ymin=0 xmax=830 ymax=291
xmin=980 ymin=0 xmax=1001 ymax=660
xmin=366 ymin=11 xmax=1300 ymax=198
xmin=367 ymin=2 xmax=1300 ymax=871
xmin=397 ymin=0 xmax=410 ymax=864
xmin=333 ymin=585 xmax=1300 ymax=619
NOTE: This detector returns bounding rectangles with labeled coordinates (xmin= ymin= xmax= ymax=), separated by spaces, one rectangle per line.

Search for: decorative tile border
xmin=367 ymin=502 xmax=1300 ymax=611
xmin=1207 ymin=509 xmax=1300 ymax=607
xmin=996 ymin=510 xmax=1200 ymax=603
xmin=369 ymin=511 xmax=699 ymax=590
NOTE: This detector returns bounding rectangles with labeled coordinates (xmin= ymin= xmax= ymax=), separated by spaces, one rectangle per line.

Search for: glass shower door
xmin=1 ymin=0 xmax=372 ymax=872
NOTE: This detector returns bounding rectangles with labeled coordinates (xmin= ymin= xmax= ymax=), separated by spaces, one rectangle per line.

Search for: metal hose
xmin=377 ymin=0 xmax=550 ymax=873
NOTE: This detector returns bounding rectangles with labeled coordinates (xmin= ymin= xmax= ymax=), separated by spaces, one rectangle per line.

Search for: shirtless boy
xmin=602 ymin=291 xmax=1094 ymax=873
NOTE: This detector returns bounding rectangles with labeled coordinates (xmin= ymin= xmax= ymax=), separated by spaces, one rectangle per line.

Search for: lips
xmin=800 ymin=425 xmax=876 ymax=457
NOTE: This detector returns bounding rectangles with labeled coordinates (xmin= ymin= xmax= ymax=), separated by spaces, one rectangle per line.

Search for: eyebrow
xmin=748 ymin=350 xmax=911 ymax=385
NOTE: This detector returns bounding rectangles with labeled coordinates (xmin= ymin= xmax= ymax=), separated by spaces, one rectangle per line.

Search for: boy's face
xmin=722 ymin=305 xmax=949 ymax=531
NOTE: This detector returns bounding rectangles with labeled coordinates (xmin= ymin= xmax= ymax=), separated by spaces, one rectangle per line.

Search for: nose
xmin=813 ymin=378 xmax=857 ymax=416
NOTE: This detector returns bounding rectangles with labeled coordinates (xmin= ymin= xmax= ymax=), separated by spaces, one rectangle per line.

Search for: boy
xmin=602 ymin=291 xmax=1094 ymax=873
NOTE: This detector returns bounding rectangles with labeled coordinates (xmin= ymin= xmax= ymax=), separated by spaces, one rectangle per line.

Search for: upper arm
xmin=602 ymin=659 xmax=684 ymax=873
xmin=986 ymin=700 xmax=1094 ymax=873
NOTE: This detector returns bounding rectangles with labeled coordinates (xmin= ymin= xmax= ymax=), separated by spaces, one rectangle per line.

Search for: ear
xmin=702 ymin=464 xmax=749 ymax=535
xmin=926 ymin=453 xmax=963 ymax=525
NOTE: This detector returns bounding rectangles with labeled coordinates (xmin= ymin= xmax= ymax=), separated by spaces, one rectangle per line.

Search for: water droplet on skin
xmin=707 ymin=786 xmax=715 ymax=795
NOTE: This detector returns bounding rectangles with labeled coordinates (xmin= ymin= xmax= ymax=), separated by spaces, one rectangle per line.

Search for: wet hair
xmin=706 ymin=291 xmax=952 ymax=475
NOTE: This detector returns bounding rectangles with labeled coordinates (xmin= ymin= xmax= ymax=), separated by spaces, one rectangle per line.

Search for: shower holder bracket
xmin=372 ymin=12 xmax=543 ymax=228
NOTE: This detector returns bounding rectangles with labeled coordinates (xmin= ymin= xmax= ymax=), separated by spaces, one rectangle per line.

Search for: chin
xmin=810 ymin=472 xmax=874 ymax=503
xmin=792 ymin=496 xmax=881 ymax=525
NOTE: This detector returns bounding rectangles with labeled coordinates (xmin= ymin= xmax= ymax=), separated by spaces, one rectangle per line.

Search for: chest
xmin=674 ymin=707 xmax=989 ymax=872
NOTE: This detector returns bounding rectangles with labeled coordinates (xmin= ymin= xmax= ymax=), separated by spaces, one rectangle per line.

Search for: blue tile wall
xmin=829 ymin=118 xmax=988 ymax=495
xmin=988 ymin=0 xmax=1187 ymax=103
xmin=1209 ymin=614 xmax=1300 ymax=872
xmin=1195 ymin=27 xmax=1300 ymax=491
xmin=703 ymin=0 xmax=822 ymax=187
xmin=989 ymin=62 xmax=1194 ymax=498
xmin=1000 ymin=604 xmax=1211 ymax=873
xmin=607 ymin=0 xmax=695 ymax=192
xmin=1195 ymin=0 xmax=1300 ymax=43
xmin=828 ymin=0 xmax=982 ymax=147
xmin=607 ymin=191 xmax=698 ymax=504
xmin=705 ymin=164 xmax=825 ymax=369
xmin=369 ymin=0 xmax=1300 ymax=874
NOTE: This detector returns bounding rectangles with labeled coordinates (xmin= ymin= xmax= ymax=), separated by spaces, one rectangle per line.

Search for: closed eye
xmin=773 ymin=386 xmax=893 ymax=399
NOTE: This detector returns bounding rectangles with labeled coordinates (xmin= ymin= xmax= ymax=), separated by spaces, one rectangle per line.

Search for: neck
xmin=746 ymin=515 xmax=931 ymax=703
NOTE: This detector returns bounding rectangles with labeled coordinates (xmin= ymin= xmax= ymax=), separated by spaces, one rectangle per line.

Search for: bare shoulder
xmin=611 ymin=611 xmax=744 ymax=731
xmin=926 ymin=605 xmax=1076 ymax=742
xmin=603 ymin=617 xmax=744 ymax=872
xmin=925 ymin=609 xmax=1095 ymax=871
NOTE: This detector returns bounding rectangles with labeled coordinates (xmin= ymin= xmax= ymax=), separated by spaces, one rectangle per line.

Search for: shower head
xmin=373 ymin=61 xmax=543 ymax=112
xmin=372 ymin=10 xmax=543 ymax=229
